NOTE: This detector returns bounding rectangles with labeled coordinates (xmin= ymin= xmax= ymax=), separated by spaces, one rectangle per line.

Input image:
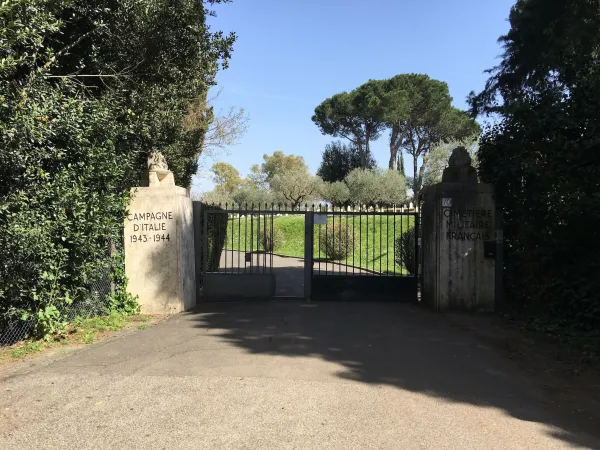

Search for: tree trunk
xmin=388 ymin=125 xmax=402 ymax=170
xmin=413 ymin=154 xmax=419 ymax=200
xmin=362 ymin=130 xmax=370 ymax=169
xmin=389 ymin=147 xmax=397 ymax=170
xmin=356 ymin=135 xmax=366 ymax=169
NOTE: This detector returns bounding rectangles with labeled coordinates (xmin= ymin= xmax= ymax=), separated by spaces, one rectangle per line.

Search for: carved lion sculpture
xmin=148 ymin=151 xmax=169 ymax=172
xmin=146 ymin=151 xmax=175 ymax=187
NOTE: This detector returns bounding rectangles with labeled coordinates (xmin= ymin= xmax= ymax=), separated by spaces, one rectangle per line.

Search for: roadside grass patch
xmin=9 ymin=341 xmax=44 ymax=359
xmin=0 ymin=314 xmax=157 ymax=363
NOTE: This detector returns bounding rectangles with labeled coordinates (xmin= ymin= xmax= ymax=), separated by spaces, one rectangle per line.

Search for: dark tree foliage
xmin=0 ymin=0 xmax=235 ymax=332
xmin=469 ymin=0 xmax=600 ymax=327
xmin=317 ymin=141 xmax=377 ymax=183
xmin=312 ymin=81 xmax=386 ymax=169
xmin=382 ymin=74 xmax=480 ymax=196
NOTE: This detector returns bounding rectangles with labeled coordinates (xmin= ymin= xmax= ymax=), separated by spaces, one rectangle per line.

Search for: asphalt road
xmin=1 ymin=301 xmax=599 ymax=449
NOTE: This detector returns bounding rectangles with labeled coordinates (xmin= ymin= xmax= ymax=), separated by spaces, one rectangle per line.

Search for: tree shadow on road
xmin=189 ymin=300 xmax=600 ymax=448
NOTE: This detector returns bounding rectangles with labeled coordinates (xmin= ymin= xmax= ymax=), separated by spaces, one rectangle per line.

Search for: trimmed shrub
xmin=319 ymin=222 xmax=357 ymax=261
xmin=261 ymin=225 xmax=285 ymax=253
xmin=394 ymin=228 xmax=416 ymax=275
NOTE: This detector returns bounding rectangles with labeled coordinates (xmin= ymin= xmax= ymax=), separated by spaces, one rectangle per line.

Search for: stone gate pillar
xmin=421 ymin=147 xmax=498 ymax=312
xmin=124 ymin=151 xmax=195 ymax=314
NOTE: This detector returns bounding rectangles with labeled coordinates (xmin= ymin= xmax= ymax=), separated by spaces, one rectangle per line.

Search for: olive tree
xmin=270 ymin=168 xmax=321 ymax=210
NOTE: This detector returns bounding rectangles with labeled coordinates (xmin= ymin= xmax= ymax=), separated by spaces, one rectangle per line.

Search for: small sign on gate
xmin=442 ymin=198 xmax=452 ymax=208
xmin=314 ymin=214 xmax=328 ymax=225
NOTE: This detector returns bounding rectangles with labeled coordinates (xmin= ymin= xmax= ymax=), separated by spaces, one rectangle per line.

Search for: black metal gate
xmin=308 ymin=205 xmax=419 ymax=302
xmin=196 ymin=203 xmax=308 ymax=300
xmin=196 ymin=203 xmax=419 ymax=302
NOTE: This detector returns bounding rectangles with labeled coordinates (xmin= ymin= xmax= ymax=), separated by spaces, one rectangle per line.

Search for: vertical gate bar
xmin=222 ymin=204 xmax=226 ymax=273
xmin=222 ymin=209 xmax=226 ymax=273
xmin=379 ymin=206 xmax=382 ymax=276
xmin=345 ymin=206 xmax=348 ymax=275
xmin=304 ymin=210 xmax=313 ymax=300
xmin=244 ymin=204 xmax=248 ymax=273
xmin=332 ymin=205 xmax=335 ymax=275
xmin=351 ymin=207 xmax=355 ymax=275
xmin=372 ymin=207 xmax=375 ymax=273
xmin=325 ymin=204 xmax=328 ymax=276
xmin=270 ymin=204 xmax=274 ymax=273
xmin=217 ymin=206 xmax=222 ymax=273
xmin=400 ymin=213 xmax=410 ymax=276
xmin=237 ymin=204 xmax=241 ymax=274
xmin=317 ymin=204 xmax=322 ymax=275
xmin=264 ymin=206 xmax=267 ymax=273
xmin=262 ymin=203 xmax=269 ymax=273
xmin=262 ymin=205 xmax=265 ymax=273
xmin=393 ymin=211 xmax=397 ymax=275
xmin=386 ymin=208 xmax=390 ymax=276
xmin=260 ymin=203 xmax=264 ymax=273
xmin=359 ymin=204 xmax=363 ymax=276
xmin=365 ymin=206 xmax=368 ymax=275
xmin=257 ymin=203 xmax=261 ymax=271
xmin=229 ymin=204 xmax=234 ymax=274
xmin=414 ymin=212 xmax=419 ymax=281
xmin=203 ymin=208 xmax=208 ymax=286
xmin=250 ymin=204 xmax=254 ymax=272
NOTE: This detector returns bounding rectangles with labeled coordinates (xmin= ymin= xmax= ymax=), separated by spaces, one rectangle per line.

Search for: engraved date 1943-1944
xmin=129 ymin=233 xmax=170 ymax=243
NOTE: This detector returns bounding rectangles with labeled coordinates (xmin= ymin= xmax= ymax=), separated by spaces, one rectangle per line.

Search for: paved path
xmin=1 ymin=301 xmax=599 ymax=449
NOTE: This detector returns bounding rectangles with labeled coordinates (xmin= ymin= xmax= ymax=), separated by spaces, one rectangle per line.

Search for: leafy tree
xmin=312 ymin=80 xmax=386 ymax=168
xmin=468 ymin=0 xmax=600 ymax=326
xmin=262 ymin=151 xmax=307 ymax=181
xmin=249 ymin=151 xmax=308 ymax=190
xmin=380 ymin=74 xmax=480 ymax=196
xmin=247 ymin=164 xmax=269 ymax=190
xmin=210 ymin=162 xmax=242 ymax=194
xmin=344 ymin=170 xmax=382 ymax=207
xmin=378 ymin=170 xmax=408 ymax=206
xmin=199 ymin=189 xmax=233 ymax=206
xmin=40 ymin=0 xmax=236 ymax=187
xmin=321 ymin=181 xmax=351 ymax=207
xmin=344 ymin=169 xmax=406 ymax=207
xmin=232 ymin=180 xmax=274 ymax=207
xmin=421 ymin=135 xmax=479 ymax=187
xmin=317 ymin=141 xmax=377 ymax=183
xmin=0 ymin=0 xmax=235 ymax=335
xmin=270 ymin=168 xmax=321 ymax=210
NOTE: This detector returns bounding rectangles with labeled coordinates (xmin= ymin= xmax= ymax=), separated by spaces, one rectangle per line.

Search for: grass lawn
xmin=222 ymin=214 xmax=416 ymax=274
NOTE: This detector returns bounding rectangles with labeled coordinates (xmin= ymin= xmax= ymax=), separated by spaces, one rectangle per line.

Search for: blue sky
xmin=193 ymin=0 xmax=516 ymax=194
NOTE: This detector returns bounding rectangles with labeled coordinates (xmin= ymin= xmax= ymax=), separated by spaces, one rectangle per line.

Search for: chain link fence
xmin=0 ymin=262 xmax=114 ymax=347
